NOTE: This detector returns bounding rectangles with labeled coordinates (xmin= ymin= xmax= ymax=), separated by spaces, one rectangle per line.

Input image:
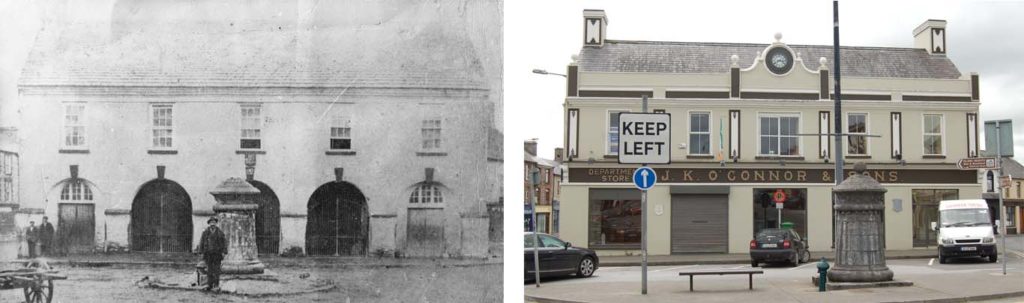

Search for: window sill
xmin=58 ymin=149 xmax=89 ymax=154
xmin=922 ymin=155 xmax=947 ymax=159
xmin=846 ymin=155 xmax=872 ymax=159
xmin=325 ymin=150 xmax=357 ymax=156
xmin=603 ymin=155 xmax=618 ymax=159
xmin=686 ymin=155 xmax=714 ymax=159
xmin=148 ymin=149 xmax=178 ymax=155
xmin=235 ymin=150 xmax=267 ymax=155
xmin=755 ymin=156 xmax=804 ymax=161
xmin=416 ymin=151 xmax=448 ymax=157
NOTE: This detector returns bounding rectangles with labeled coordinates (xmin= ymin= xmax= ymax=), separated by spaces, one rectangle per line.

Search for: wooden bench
xmin=678 ymin=269 xmax=764 ymax=291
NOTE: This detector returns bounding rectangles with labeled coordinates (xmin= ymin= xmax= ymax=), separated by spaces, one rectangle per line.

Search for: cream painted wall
xmin=727 ymin=187 xmax=753 ymax=254
xmin=558 ymin=185 xmax=589 ymax=251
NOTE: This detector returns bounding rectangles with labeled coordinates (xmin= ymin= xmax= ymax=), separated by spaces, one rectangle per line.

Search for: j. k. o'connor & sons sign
xmin=568 ymin=168 xmax=976 ymax=184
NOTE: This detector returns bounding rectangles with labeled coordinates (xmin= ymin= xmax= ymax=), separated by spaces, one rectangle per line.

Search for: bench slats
xmin=679 ymin=269 xmax=763 ymax=291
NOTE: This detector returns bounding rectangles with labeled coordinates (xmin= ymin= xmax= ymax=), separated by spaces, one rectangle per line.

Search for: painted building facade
xmin=524 ymin=140 xmax=562 ymax=235
xmin=14 ymin=1 xmax=501 ymax=257
xmin=559 ymin=10 xmax=983 ymax=255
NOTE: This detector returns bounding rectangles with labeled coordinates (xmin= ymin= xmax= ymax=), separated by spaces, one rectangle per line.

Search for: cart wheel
xmin=22 ymin=279 xmax=53 ymax=303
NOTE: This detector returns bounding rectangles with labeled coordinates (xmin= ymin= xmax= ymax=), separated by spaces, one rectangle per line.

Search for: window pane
xmin=761 ymin=137 xmax=771 ymax=154
xmin=760 ymin=117 xmax=770 ymax=135
xmin=588 ymin=199 xmax=642 ymax=246
xmin=689 ymin=134 xmax=700 ymax=154
xmin=925 ymin=115 xmax=941 ymax=134
xmin=924 ymin=135 xmax=942 ymax=154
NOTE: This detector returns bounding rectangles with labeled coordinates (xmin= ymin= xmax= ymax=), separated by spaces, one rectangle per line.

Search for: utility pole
xmin=831 ymin=0 xmax=844 ymax=249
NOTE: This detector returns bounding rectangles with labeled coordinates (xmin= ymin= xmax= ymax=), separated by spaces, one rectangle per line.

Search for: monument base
xmin=812 ymin=275 xmax=913 ymax=290
xmin=827 ymin=267 xmax=894 ymax=282
xmin=221 ymin=260 xmax=265 ymax=275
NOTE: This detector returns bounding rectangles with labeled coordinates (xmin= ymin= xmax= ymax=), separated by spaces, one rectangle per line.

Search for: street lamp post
xmin=532 ymin=69 xmax=568 ymax=78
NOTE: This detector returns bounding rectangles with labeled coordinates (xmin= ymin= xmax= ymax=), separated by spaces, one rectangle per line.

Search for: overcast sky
xmin=506 ymin=0 xmax=1024 ymax=161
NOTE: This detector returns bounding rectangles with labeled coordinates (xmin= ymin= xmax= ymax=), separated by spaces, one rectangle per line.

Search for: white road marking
xmin=788 ymin=263 xmax=814 ymax=270
xmin=929 ymin=258 xmax=934 ymax=266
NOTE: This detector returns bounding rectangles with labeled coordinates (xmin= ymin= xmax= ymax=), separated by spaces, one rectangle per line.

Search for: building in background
xmin=13 ymin=0 xmax=502 ymax=258
xmin=559 ymin=10 xmax=982 ymax=255
xmin=524 ymin=140 xmax=562 ymax=234
xmin=983 ymin=157 xmax=1023 ymax=235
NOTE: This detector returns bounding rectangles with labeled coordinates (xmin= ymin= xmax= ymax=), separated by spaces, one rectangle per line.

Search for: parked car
xmin=524 ymin=232 xmax=599 ymax=280
xmin=749 ymin=228 xmax=810 ymax=267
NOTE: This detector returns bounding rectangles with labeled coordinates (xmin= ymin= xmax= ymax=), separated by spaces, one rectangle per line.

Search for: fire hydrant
xmin=816 ymin=257 xmax=830 ymax=292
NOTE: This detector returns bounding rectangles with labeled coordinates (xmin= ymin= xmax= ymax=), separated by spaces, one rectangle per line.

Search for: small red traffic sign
xmin=773 ymin=189 xmax=786 ymax=203
xmin=957 ymin=157 xmax=997 ymax=170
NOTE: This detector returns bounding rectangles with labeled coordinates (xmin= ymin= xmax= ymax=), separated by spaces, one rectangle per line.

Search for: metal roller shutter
xmin=671 ymin=194 xmax=728 ymax=253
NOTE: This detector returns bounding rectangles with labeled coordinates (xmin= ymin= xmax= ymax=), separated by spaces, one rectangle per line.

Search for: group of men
xmin=25 ymin=216 xmax=55 ymax=258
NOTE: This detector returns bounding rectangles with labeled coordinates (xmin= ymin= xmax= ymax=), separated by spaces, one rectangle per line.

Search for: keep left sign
xmin=618 ymin=113 xmax=671 ymax=164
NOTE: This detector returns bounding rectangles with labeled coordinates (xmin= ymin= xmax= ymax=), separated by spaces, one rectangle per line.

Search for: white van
xmin=931 ymin=199 xmax=997 ymax=264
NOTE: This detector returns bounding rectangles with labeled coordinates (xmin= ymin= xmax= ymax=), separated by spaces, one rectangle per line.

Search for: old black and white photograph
xmin=0 ymin=0 xmax=503 ymax=302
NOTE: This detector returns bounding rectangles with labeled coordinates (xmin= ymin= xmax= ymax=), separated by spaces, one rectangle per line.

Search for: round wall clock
xmin=765 ymin=47 xmax=794 ymax=75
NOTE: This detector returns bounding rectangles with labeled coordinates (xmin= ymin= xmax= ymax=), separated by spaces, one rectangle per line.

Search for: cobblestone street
xmin=0 ymin=262 xmax=502 ymax=302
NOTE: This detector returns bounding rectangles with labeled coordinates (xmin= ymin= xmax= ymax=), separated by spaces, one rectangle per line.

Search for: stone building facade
xmin=559 ymin=10 xmax=983 ymax=255
xmin=13 ymin=1 xmax=501 ymax=257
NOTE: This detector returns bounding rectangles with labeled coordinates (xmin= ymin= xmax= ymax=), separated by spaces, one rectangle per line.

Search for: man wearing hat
xmin=198 ymin=217 xmax=227 ymax=291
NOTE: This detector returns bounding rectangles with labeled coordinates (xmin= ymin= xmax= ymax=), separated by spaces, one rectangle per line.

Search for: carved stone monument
xmin=210 ymin=178 xmax=264 ymax=274
xmin=828 ymin=162 xmax=893 ymax=282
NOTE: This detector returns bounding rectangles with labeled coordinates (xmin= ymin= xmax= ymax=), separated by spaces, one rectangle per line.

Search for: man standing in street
xmin=199 ymin=217 xmax=227 ymax=291
xmin=39 ymin=217 xmax=55 ymax=257
xmin=25 ymin=221 xmax=38 ymax=258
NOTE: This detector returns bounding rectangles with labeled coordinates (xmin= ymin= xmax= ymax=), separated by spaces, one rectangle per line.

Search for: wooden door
xmin=407 ymin=208 xmax=445 ymax=257
xmin=58 ymin=203 xmax=95 ymax=254
xmin=305 ymin=182 xmax=367 ymax=256
xmin=130 ymin=180 xmax=193 ymax=252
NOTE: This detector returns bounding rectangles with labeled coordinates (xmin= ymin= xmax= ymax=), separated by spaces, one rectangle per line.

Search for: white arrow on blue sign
xmin=633 ymin=167 xmax=657 ymax=190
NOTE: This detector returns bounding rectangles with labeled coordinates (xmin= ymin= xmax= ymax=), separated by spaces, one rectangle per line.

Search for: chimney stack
xmin=583 ymin=9 xmax=607 ymax=47
xmin=525 ymin=139 xmax=538 ymax=157
xmin=913 ymin=19 xmax=947 ymax=55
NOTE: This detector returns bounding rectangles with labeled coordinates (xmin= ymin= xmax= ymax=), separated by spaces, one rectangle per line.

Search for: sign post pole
xmin=632 ymin=167 xmax=655 ymax=295
xmin=996 ymin=124 xmax=1006 ymax=276
xmin=530 ymin=168 xmax=542 ymax=286
xmin=641 ymin=95 xmax=648 ymax=295
xmin=618 ymin=95 xmax=669 ymax=295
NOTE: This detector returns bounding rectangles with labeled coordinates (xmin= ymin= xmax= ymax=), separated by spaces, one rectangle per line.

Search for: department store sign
xmin=568 ymin=167 xmax=977 ymax=184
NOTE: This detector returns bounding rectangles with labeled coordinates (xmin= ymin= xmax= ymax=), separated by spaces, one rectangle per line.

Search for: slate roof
xmin=1001 ymin=157 xmax=1024 ymax=179
xmin=20 ymin=3 xmax=486 ymax=90
xmin=578 ymin=40 xmax=962 ymax=79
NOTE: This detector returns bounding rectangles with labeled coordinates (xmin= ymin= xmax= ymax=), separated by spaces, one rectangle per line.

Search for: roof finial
xmin=819 ymin=57 xmax=828 ymax=69
xmin=774 ymin=32 xmax=783 ymax=43
xmin=730 ymin=54 xmax=739 ymax=67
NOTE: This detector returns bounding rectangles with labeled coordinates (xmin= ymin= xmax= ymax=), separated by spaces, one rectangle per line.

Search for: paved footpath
xmin=527 ymin=237 xmax=1024 ymax=303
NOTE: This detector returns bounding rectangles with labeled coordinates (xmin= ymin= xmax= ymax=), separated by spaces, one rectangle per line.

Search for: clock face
xmin=765 ymin=47 xmax=794 ymax=75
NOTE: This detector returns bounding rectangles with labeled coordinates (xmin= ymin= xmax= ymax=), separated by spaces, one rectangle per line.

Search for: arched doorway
xmin=305 ymin=182 xmax=368 ymax=256
xmin=130 ymin=179 xmax=193 ymax=252
xmin=248 ymin=180 xmax=280 ymax=254
xmin=56 ymin=178 xmax=96 ymax=254
xmin=406 ymin=182 xmax=446 ymax=257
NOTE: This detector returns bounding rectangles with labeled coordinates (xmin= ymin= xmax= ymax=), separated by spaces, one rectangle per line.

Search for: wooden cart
xmin=0 ymin=260 xmax=67 ymax=303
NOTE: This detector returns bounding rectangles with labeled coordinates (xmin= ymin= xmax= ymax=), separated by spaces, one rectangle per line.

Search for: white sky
xmin=505 ymin=0 xmax=1024 ymax=162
